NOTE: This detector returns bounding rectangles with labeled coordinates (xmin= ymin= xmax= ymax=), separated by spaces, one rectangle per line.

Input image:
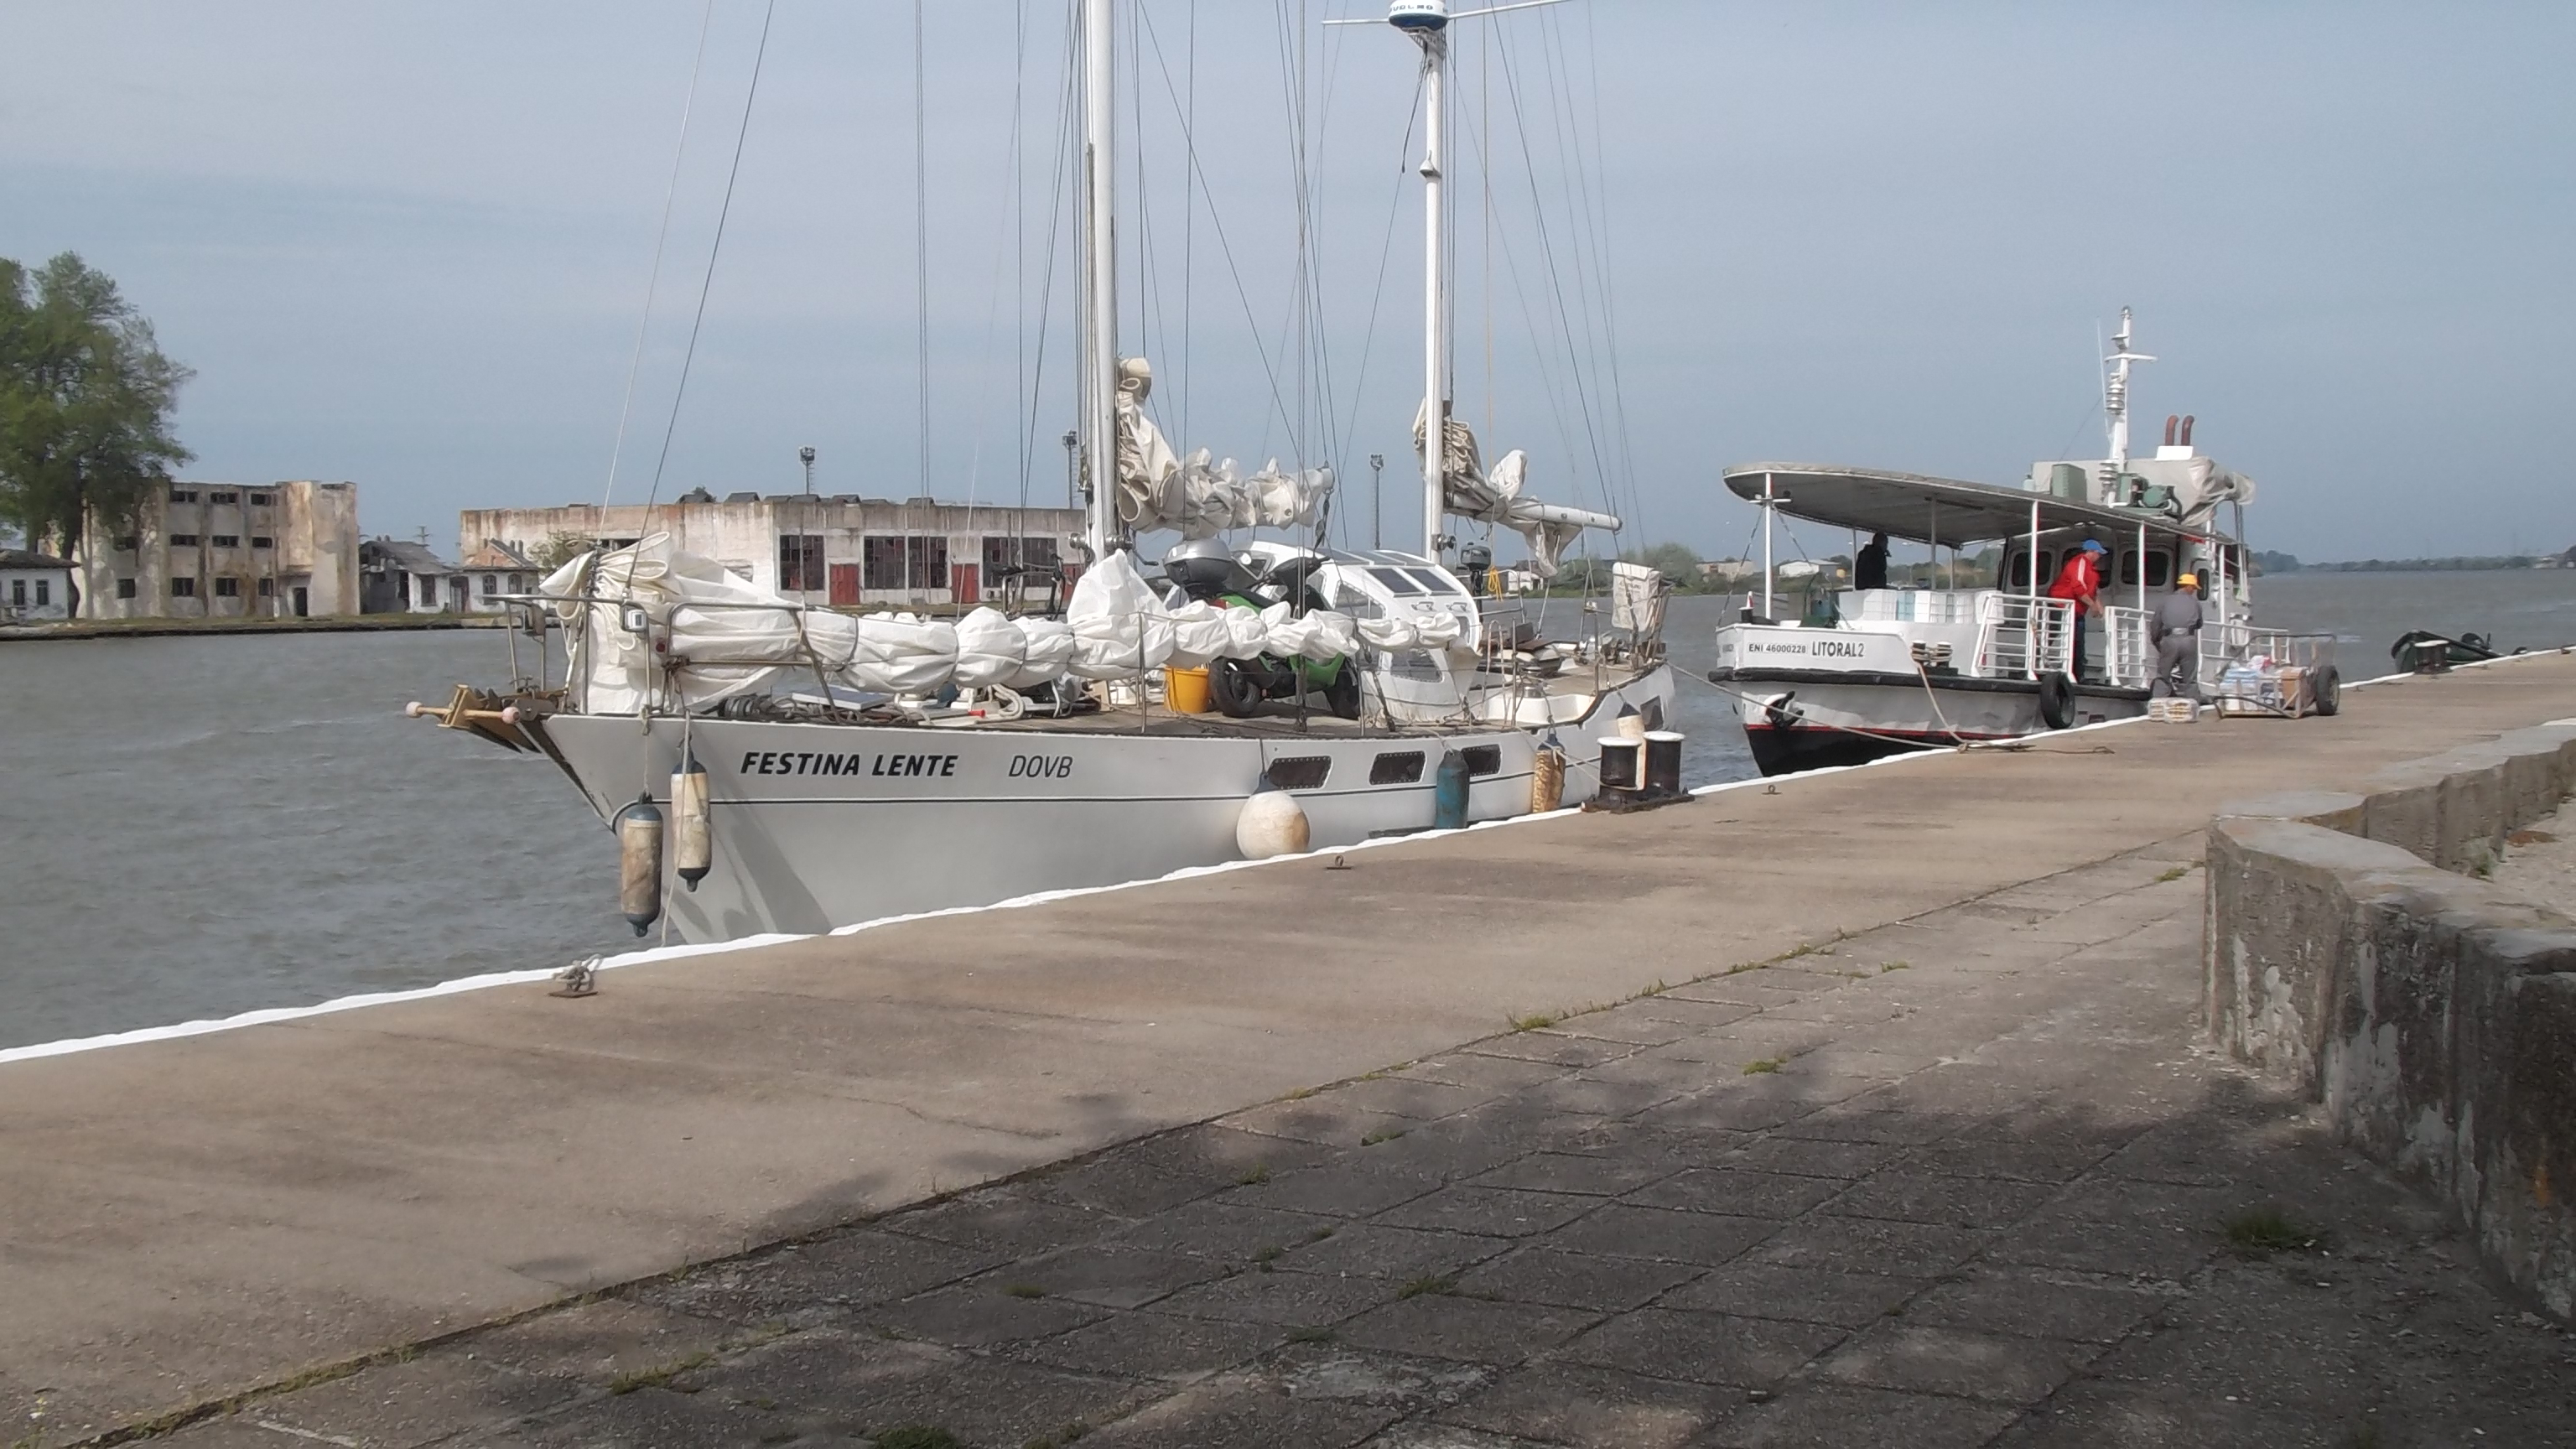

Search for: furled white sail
xmin=543 ymin=533 xmax=1456 ymax=715
xmin=1415 ymin=408 xmax=1618 ymax=579
xmin=1113 ymin=359 xmax=1332 ymax=540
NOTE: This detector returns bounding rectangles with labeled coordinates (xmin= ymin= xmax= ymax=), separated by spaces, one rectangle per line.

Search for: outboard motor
xmin=1459 ymin=541 xmax=1493 ymax=596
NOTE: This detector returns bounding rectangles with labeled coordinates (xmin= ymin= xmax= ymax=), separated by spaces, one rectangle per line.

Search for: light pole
xmin=1368 ymin=454 xmax=1384 ymax=551
xmin=798 ymin=445 xmax=816 ymax=494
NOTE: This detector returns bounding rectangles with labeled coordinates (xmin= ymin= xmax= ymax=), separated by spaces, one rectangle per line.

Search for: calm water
xmin=3 ymin=571 xmax=2565 ymax=1051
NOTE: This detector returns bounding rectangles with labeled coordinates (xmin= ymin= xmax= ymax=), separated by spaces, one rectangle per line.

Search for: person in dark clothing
xmin=1854 ymin=532 xmax=1889 ymax=591
xmin=2047 ymin=540 xmax=2107 ymax=681
xmin=2151 ymin=571 xmax=2205 ymax=699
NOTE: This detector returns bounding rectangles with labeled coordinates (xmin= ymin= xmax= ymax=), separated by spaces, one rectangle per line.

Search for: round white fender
xmin=1235 ymin=789 xmax=1311 ymax=860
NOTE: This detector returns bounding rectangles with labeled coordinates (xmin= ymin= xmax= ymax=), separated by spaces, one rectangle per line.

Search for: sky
xmin=4 ymin=1 xmax=2569 ymax=564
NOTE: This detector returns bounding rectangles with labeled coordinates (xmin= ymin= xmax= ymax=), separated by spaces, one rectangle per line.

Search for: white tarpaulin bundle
xmin=1415 ymin=408 xmax=1620 ymax=580
xmin=548 ymin=534 xmax=1457 ymax=716
xmin=1114 ymin=361 xmax=1332 ymax=540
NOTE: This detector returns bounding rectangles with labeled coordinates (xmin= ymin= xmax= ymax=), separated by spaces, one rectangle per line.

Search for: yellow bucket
xmin=1165 ymin=665 xmax=1212 ymax=714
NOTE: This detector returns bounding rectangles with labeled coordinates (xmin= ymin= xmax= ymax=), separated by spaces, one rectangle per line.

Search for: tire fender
xmin=2038 ymin=672 xmax=2076 ymax=731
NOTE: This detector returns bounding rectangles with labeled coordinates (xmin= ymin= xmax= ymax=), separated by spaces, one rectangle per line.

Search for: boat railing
xmin=1972 ymin=594 xmax=2075 ymax=679
xmin=494 ymin=589 xmax=871 ymax=716
xmin=1841 ymin=588 xmax=1980 ymax=626
xmin=2101 ymin=605 xmax=2155 ymax=688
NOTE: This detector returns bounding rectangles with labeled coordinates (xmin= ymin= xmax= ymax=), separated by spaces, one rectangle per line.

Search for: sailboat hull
xmin=536 ymin=667 xmax=1673 ymax=942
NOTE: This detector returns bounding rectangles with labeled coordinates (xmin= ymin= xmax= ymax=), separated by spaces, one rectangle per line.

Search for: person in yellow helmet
xmin=2152 ymin=571 xmax=2205 ymax=700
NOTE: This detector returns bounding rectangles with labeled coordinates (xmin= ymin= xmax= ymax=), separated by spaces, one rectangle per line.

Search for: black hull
xmin=1745 ymin=724 xmax=1948 ymax=776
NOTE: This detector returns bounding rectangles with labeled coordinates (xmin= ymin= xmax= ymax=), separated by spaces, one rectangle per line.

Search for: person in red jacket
xmin=2047 ymin=539 xmax=2108 ymax=682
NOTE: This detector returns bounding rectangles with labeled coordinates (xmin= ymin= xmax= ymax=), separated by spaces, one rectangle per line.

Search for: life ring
xmin=2037 ymin=672 xmax=2076 ymax=731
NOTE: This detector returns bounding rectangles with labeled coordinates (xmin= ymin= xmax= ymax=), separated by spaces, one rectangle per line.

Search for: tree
xmin=0 ymin=252 xmax=193 ymax=552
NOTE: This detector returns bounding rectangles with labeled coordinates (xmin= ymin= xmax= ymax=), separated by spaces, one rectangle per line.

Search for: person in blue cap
xmin=2047 ymin=539 xmax=2109 ymax=682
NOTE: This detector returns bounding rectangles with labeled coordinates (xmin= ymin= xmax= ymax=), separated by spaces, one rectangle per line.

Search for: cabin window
xmin=1368 ymin=567 xmax=1426 ymax=595
xmin=2117 ymin=549 xmax=2174 ymax=588
xmin=116 ymin=577 xmax=137 ymax=599
xmin=1264 ymin=756 xmax=1332 ymax=791
xmin=776 ymin=534 xmax=824 ymax=592
xmin=215 ymin=577 xmax=240 ymax=598
xmin=1461 ymin=745 xmax=1502 ymax=777
xmin=211 ymin=534 xmax=240 ymax=548
xmin=2005 ymin=549 xmax=2056 ymax=589
xmin=861 ymin=535 xmax=906 ymax=589
xmin=170 ymin=576 xmax=197 ymax=597
xmin=1369 ymin=750 xmax=1426 ymax=785
xmin=1404 ymin=568 xmax=1458 ymax=595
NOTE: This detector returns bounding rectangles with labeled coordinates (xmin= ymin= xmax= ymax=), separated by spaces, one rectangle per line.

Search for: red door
xmin=950 ymin=562 xmax=979 ymax=605
xmin=828 ymin=564 xmax=859 ymax=606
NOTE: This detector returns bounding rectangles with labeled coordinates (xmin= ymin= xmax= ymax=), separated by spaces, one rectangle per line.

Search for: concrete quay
xmin=5 ymin=655 xmax=2575 ymax=1446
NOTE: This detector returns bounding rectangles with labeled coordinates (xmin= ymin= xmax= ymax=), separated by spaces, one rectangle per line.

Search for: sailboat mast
xmin=1078 ymin=0 xmax=1119 ymax=560
xmin=2103 ymin=306 xmax=2153 ymax=476
xmin=1414 ymin=13 xmax=1449 ymax=562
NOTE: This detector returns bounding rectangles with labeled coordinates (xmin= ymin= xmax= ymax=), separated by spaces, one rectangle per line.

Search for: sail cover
xmin=1417 ymin=408 xmax=1619 ymax=579
xmin=543 ymin=534 xmax=1457 ymax=715
xmin=1114 ymin=360 xmax=1332 ymax=540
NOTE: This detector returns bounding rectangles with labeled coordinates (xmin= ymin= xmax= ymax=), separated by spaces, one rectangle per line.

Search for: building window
xmin=171 ymin=576 xmax=197 ymax=597
xmin=169 ymin=489 xmax=199 ymax=503
xmin=249 ymin=492 xmax=274 ymax=506
xmin=34 ymin=579 xmax=49 ymax=606
xmin=861 ymin=535 xmax=905 ymax=590
xmin=215 ymin=577 xmax=241 ymax=597
xmin=117 ymin=577 xmax=137 ymax=600
xmin=509 ymin=574 xmax=527 ymax=592
xmin=251 ymin=536 xmax=273 ymax=548
xmin=257 ymin=578 xmax=275 ymax=597
xmin=776 ymin=534 xmax=825 ymax=592
xmin=418 ymin=577 xmax=439 ymax=607
xmin=171 ymin=533 xmax=199 ymax=546
xmin=482 ymin=574 xmax=498 ymax=596
xmin=211 ymin=534 xmax=240 ymax=548
xmin=980 ymin=535 xmax=1062 ymax=587
xmin=209 ymin=491 xmax=238 ymax=504
xmin=114 ymin=534 xmax=138 ymax=551
xmin=8 ymin=579 xmax=21 ymax=606
xmin=906 ymin=535 xmax=948 ymax=590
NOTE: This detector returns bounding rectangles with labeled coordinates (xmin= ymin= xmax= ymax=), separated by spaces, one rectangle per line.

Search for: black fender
xmin=2037 ymin=672 xmax=2076 ymax=730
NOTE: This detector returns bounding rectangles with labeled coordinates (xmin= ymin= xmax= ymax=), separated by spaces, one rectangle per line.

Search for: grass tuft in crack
xmin=1742 ymin=1058 xmax=1782 ymax=1075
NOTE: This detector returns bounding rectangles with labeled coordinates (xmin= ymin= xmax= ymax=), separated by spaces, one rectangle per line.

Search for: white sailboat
xmin=420 ymin=0 xmax=1674 ymax=942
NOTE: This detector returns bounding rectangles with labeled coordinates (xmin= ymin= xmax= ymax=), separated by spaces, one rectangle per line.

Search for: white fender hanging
xmin=1235 ymin=789 xmax=1311 ymax=860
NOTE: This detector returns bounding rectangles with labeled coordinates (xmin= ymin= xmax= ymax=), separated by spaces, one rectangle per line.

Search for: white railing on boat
xmin=1972 ymin=594 xmax=2075 ymax=679
xmin=2101 ymin=605 xmax=2154 ymax=689
xmin=1841 ymin=589 xmax=1979 ymax=626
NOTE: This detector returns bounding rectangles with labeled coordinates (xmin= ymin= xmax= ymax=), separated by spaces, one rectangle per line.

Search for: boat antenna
xmin=1332 ymin=0 xmax=1567 ymax=564
xmin=2102 ymin=306 xmax=2155 ymax=477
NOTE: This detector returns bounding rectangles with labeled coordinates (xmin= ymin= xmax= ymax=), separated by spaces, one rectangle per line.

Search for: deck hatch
xmin=1264 ymin=756 xmax=1332 ymax=791
xmin=1368 ymin=750 xmax=1426 ymax=785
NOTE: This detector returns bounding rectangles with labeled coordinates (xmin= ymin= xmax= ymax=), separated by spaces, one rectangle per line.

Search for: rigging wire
xmin=914 ymin=0 xmax=932 ymax=506
xmin=642 ymin=0 xmax=778 ymax=512
xmin=1015 ymin=13 xmax=1079 ymax=522
xmin=600 ymin=0 xmax=718 ymax=511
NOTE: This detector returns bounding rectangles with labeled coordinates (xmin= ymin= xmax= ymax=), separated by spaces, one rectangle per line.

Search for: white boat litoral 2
xmin=417 ymin=0 xmax=1675 ymax=942
xmin=1709 ymin=310 xmax=2334 ymax=776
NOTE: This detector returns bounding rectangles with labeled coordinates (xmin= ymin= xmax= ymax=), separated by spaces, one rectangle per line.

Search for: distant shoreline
xmin=0 ymin=615 xmax=518 ymax=643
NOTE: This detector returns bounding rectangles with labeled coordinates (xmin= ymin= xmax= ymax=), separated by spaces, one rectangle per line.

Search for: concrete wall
xmin=458 ymin=497 xmax=1083 ymax=608
xmin=2207 ymin=721 xmax=2576 ymax=1319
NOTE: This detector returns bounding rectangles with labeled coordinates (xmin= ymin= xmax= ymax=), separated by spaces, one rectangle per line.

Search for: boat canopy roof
xmin=1722 ymin=464 xmax=2212 ymax=548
